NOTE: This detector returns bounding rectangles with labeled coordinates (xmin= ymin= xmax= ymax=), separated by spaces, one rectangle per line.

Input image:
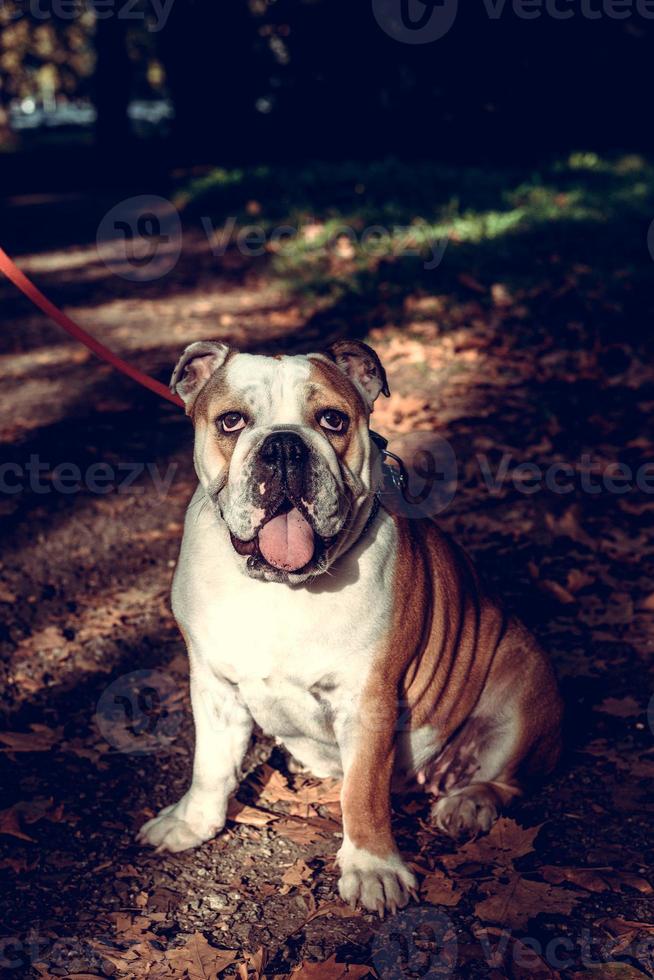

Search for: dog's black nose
xmin=260 ymin=431 xmax=308 ymax=473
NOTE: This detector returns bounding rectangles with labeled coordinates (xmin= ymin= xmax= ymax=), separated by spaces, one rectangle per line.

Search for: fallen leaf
xmin=540 ymin=866 xmax=652 ymax=894
xmin=304 ymin=901 xmax=362 ymax=924
xmin=596 ymin=917 xmax=654 ymax=940
xmin=0 ymin=724 xmax=62 ymax=753
xmin=475 ymin=874 xmax=584 ymax=929
xmin=595 ymin=697 xmax=642 ymax=718
xmin=420 ymin=868 xmax=467 ymax=907
xmin=238 ymin=946 xmax=268 ymax=980
xmin=281 ymin=859 xmax=315 ymax=894
xmin=510 ymin=936 xmax=561 ymax=980
xmin=545 ymin=506 xmax=596 ymax=549
xmin=288 ymin=954 xmax=373 ymax=979
xmin=0 ymin=798 xmax=64 ymax=841
xmin=163 ymin=932 xmax=237 ymax=979
xmin=256 ymin=765 xmax=342 ymax=816
xmin=273 ymin=815 xmax=340 ymax=845
xmin=227 ymin=800 xmax=277 ymax=827
xmin=566 ymin=568 xmax=595 ymax=593
xmin=571 ymin=967 xmax=650 ymax=979
xmin=442 ymin=818 xmax=542 ymax=871
xmin=0 ymin=805 xmax=36 ymax=841
xmin=539 ymin=580 xmax=576 ymax=605
xmin=474 ymin=927 xmax=560 ymax=979
xmin=0 ymin=855 xmax=38 ymax=872
xmin=110 ymin=913 xmax=158 ymax=942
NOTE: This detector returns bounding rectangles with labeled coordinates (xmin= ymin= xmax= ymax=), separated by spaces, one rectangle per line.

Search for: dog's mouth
xmin=229 ymin=497 xmax=334 ymax=575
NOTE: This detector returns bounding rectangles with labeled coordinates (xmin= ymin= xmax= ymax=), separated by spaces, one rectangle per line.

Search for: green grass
xmin=176 ymin=154 xmax=654 ymax=309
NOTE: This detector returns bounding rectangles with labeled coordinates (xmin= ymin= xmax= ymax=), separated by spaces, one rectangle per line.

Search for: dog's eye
xmin=319 ymin=409 xmax=348 ymax=433
xmin=219 ymin=412 xmax=247 ymax=433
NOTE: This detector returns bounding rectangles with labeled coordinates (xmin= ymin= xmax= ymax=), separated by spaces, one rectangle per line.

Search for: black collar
xmin=359 ymin=492 xmax=381 ymax=542
xmin=354 ymin=431 xmax=409 ymax=547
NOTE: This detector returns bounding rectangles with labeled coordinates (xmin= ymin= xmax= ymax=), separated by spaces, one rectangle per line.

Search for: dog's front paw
xmin=337 ymin=840 xmax=417 ymax=916
xmin=137 ymin=795 xmax=224 ymax=853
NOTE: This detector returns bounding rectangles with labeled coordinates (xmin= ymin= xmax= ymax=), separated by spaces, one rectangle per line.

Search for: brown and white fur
xmin=138 ymin=339 xmax=562 ymax=915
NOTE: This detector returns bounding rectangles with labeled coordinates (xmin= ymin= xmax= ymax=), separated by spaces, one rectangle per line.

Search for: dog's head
xmin=171 ymin=340 xmax=390 ymax=584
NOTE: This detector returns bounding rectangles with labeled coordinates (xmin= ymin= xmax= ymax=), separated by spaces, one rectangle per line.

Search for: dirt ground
xmin=0 ymin=185 xmax=653 ymax=980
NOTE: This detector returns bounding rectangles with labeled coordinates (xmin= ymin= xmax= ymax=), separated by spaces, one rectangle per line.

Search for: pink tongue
xmin=258 ymin=507 xmax=315 ymax=572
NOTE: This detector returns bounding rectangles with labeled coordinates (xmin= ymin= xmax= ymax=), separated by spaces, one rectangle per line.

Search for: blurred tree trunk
xmin=94 ymin=15 xmax=132 ymax=156
xmin=158 ymin=0 xmax=257 ymax=162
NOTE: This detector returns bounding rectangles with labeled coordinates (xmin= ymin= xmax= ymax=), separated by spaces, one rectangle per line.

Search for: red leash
xmin=0 ymin=246 xmax=184 ymax=408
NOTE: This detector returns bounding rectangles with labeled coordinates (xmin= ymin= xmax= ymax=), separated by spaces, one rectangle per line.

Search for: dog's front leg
xmin=335 ymin=686 xmax=417 ymax=916
xmin=138 ymin=658 xmax=253 ymax=853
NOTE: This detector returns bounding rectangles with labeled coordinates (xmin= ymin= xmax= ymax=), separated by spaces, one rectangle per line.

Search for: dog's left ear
xmin=324 ymin=340 xmax=390 ymax=409
xmin=170 ymin=341 xmax=230 ymax=414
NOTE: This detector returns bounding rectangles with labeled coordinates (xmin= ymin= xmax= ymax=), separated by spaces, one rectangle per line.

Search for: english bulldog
xmin=138 ymin=339 xmax=562 ymax=915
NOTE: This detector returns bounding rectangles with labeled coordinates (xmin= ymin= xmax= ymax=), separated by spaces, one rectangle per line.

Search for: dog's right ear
xmin=170 ymin=341 xmax=230 ymax=414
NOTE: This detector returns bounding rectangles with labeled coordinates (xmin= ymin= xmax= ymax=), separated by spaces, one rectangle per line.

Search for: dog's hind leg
xmin=419 ymin=714 xmax=522 ymax=838
xmin=422 ymin=696 xmax=560 ymax=840
xmin=422 ymin=629 xmax=563 ymax=840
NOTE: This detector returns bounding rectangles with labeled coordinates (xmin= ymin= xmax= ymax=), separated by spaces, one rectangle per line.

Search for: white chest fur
xmin=172 ymin=488 xmax=397 ymax=775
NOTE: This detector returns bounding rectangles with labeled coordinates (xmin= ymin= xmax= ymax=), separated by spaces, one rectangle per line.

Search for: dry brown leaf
xmin=571 ymin=967 xmax=650 ymax=979
xmin=0 ymin=805 xmax=36 ymax=842
xmin=0 ymin=797 xmax=64 ymax=841
xmin=87 ymin=939 xmax=143 ymax=974
xmin=272 ymin=819 xmax=326 ymax=846
xmin=442 ymin=818 xmax=542 ymax=872
xmin=566 ymin=568 xmax=595 ymax=593
xmin=110 ymin=913 xmax=158 ymax=942
xmin=540 ymin=866 xmax=652 ymax=894
xmin=163 ymin=932 xmax=237 ymax=979
xmin=475 ymin=874 xmax=583 ymax=929
xmin=273 ymin=814 xmax=340 ymax=845
xmin=596 ymin=917 xmax=654 ymax=941
xmin=288 ymin=954 xmax=373 ymax=979
xmin=280 ymin=859 xmax=315 ymax=894
xmin=226 ymin=800 xmax=277 ymax=827
xmin=539 ymin=580 xmax=576 ymax=605
xmin=0 ymin=855 xmax=38 ymax=872
xmin=256 ymin=765 xmax=341 ymax=816
xmin=510 ymin=936 xmax=561 ymax=980
xmin=239 ymin=946 xmax=268 ymax=980
xmin=0 ymin=724 xmax=62 ymax=753
xmin=595 ymin=697 xmax=642 ymax=718
xmin=474 ymin=928 xmax=560 ymax=979
xmin=545 ymin=506 xmax=596 ymax=549
xmin=420 ymin=868 xmax=468 ymax=907
xmin=372 ymin=393 xmax=434 ymax=434
xmin=256 ymin=766 xmax=296 ymax=803
xmin=304 ymin=900 xmax=362 ymax=924
xmin=63 ymin=975 xmax=107 ymax=980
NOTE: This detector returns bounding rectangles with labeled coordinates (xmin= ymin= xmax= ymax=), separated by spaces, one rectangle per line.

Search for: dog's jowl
xmin=138 ymin=339 xmax=562 ymax=915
